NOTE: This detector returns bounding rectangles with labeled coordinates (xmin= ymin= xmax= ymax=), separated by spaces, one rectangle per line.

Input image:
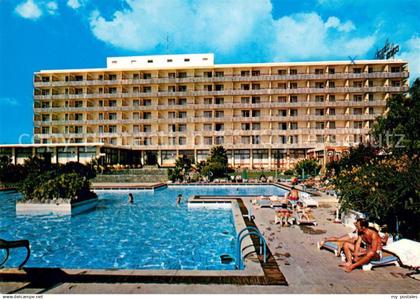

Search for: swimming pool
xmin=0 ymin=185 xmax=287 ymax=270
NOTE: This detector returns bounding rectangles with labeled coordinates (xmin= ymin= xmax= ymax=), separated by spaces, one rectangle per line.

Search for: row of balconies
xmin=33 ymin=71 xmax=409 ymax=87
xmin=33 ymin=99 xmax=386 ymax=112
xmin=33 ymin=86 xmax=409 ymax=100
xmin=34 ymin=128 xmax=370 ymax=138
xmin=34 ymin=114 xmax=377 ymax=125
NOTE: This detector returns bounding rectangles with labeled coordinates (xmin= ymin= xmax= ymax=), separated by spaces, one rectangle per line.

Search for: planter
xmin=16 ymin=197 xmax=98 ymax=216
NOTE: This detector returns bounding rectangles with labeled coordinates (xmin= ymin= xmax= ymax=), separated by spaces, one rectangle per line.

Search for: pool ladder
xmin=235 ymin=227 xmax=267 ymax=270
xmin=0 ymin=239 xmax=31 ymax=269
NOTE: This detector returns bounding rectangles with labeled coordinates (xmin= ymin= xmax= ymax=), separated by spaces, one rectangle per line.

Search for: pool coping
xmin=0 ymin=196 xmax=287 ymax=286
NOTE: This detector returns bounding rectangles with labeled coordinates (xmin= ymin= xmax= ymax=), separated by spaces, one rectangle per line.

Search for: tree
xmin=372 ymin=78 xmax=420 ymax=156
xmin=200 ymin=146 xmax=229 ymax=179
xmin=294 ymin=158 xmax=320 ymax=177
xmin=167 ymin=155 xmax=193 ymax=182
xmin=332 ymin=79 xmax=420 ymax=240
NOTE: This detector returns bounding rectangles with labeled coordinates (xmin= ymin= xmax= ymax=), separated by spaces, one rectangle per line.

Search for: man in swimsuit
xmin=341 ymin=218 xmax=382 ymax=272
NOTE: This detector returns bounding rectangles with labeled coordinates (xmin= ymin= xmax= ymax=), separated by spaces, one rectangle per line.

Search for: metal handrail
xmin=236 ymin=227 xmax=267 ymax=270
xmin=0 ymin=239 xmax=31 ymax=269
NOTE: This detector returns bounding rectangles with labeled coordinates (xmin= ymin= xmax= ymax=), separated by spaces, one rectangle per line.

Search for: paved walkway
xmin=1 ymin=194 xmax=419 ymax=294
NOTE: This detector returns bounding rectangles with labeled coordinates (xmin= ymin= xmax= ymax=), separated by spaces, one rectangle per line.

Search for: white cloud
xmin=271 ymin=13 xmax=375 ymax=61
xmin=67 ymin=0 xmax=81 ymax=9
xmin=0 ymin=97 xmax=19 ymax=106
xmin=89 ymin=1 xmax=375 ymax=62
xmin=398 ymin=36 xmax=420 ymax=81
xmin=325 ymin=16 xmax=355 ymax=32
xmin=89 ymin=0 xmax=273 ymax=53
xmin=46 ymin=1 xmax=58 ymax=15
xmin=15 ymin=0 xmax=42 ymax=20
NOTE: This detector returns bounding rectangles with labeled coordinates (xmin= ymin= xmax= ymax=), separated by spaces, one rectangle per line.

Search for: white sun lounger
xmin=300 ymin=193 xmax=319 ymax=208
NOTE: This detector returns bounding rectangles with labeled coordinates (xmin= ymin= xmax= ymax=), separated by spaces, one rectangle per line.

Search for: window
xmin=109 ymin=125 xmax=117 ymax=133
xmin=290 ymin=122 xmax=298 ymax=130
xmin=184 ymin=58 xmax=190 ymax=62
xmin=353 ymin=81 xmax=363 ymax=87
xmin=252 ymin=70 xmax=260 ymax=76
xmin=315 ymin=122 xmax=324 ymax=129
xmin=315 ymin=95 xmax=324 ymax=102
xmin=168 ymin=73 xmax=176 ymax=78
xmin=290 ymin=135 xmax=299 ymax=144
xmin=143 ymin=73 xmax=151 ymax=79
xmin=215 ymin=136 xmax=224 ymax=145
xmin=178 ymin=85 xmax=187 ymax=92
xmin=368 ymin=107 xmax=374 ymax=115
xmin=143 ymin=99 xmax=152 ymax=106
xmin=278 ymin=82 xmax=287 ymax=89
xmin=328 ymin=81 xmax=335 ymax=88
xmin=178 ymin=124 xmax=187 ymax=132
xmin=252 ymin=110 xmax=260 ymax=117
xmin=204 ymin=98 xmax=212 ymax=105
xmin=143 ymin=112 xmax=152 ymax=119
xmin=99 ymin=113 xmax=104 ymax=120
xmin=215 ymin=71 xmax=224 ymax=77
xmin=353 ymin=95 xmax=363 ymax=102
xmin=391 ymin=66 xmax=401 ymax=73
xmin=167 ymin=59 xmax=173 ymax=63
xmin=315 ymin=109 xmax=324 ymax=116
xmin=203 ymin=111 xmax=212 ymax=118
xmin=241 ymin=70 xmax=250 ymax=76
xmin=278 ymin=96 xmax=287 ymax=103
xmin=204 ymin=85 xmax=212 ymax=91
xmin=133 ymin=125 xmax=139 ymax=133
xmin=178 ymin=111 xmax=187 ymax=118
xmin=290 ymin=82 xmax=298 ymax=89
xmin=215 ymin=84 xmax=224 ymax=91
xmin=241 ymin=136 xmax=250 ymax=144
xmin=329 ymin=108 xmax=336 ymax=115
xmin=368 ymin=80 xmax=374 ymax=87
xmin=204 ymin=137 xmax=213 ymax=145
xmin=215 ymin=98 xmax=225 ymax=105
xmin=290 ymin=109 xmax=298 ymax=117
xmin=241 ymin=84 xmax=250 ymax=90
xmin=251 ymin=96 xmax=260 ymax=104
xmin=329 ymin=95 xmax=336 ymax=102
xmin=241 ymin=123 xmax=250 ymax=130
xmin=316 ymin=135 xmax=324 ymax=143
xmin=315 ymin=68 xmax=324 ymax=74
xmin=391 ymin=80 xmax=401 ymax=87
xmin=279 ymin=122 xmax=287 ymax=130
xmin=252 ymin=136 xmax=260 ymax=144
xmin=252 ymin=123 xmax=261 ymax=130
xmin=178 ymin=72 xmax=187 ymax=78
xmin=278 ymin=69 xmax=287 ymax=75
xmin=203 ymin=124 xmax=212 ymax=131
xmin=353 ymin=108 xmax=363 ymax=115
xmin=328 ymin=68 xmax=335 ymax=74
xmin=329 ymin=121 xmax=336 ymax=129
xmin=41 ymin=127 xmax=50 ymax=134
xmin=109 ymin=113 xmax=117 ymax=120
xmin=315 ymin=82 xmax=324 ymax=88
xmin=290 ymin=69 xmax=297 ymax=75
xmin=179 ymin=137 xmax=186 ymax=145
xmin=133 ymin=99 xmax=139 ymax=107
xmin=279 ymin=109 xmax=287 ymax=117
xmin=354 ymin=121 xmax=363 ymax=129
xmin=368 ymin=93 xmax=374 ymax=101
xmin=329 ymin=135 xmax=336 ymax=143
xmin=204 ymin=71 xmax=212 ymax=78
xmin=178 ymin=98 xmax=187 ymax=105
xmin=241 ymin=97 xmax=250 ymax=104
xmin=279 ymin=135 xmax=287 ymax=144
xmin=252 ymin=83 xmax=260 ymax=90
xmin=168 ymin=111 xmax=176 ymax=119
xmin=215 ymin=111 xmax=224 ymax=118
xmin=147 ymin=60 xmax=153 ymax=63
xmin=215 ymin=123 xmax=224 ymax=131
xmin=353 ymin=68 xmax=362 ymax=73
xmin=290 ymin=96 xmax=298 ymax=103
xmin=241 ymin=110 xmax=250 ymax=117
xmin=168 ymin=98 xmax=176 ymax=105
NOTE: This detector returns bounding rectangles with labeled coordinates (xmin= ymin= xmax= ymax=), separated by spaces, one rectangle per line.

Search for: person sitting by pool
xmin=340 ymin=218 xmax=382 ymax=273
xmin=128 ymin=193 xmax=134 ymax=204
xmin=319 ymin=231 xmax=359 ymax=256
xmin=176 ymin=194 xmax=183 ymax=206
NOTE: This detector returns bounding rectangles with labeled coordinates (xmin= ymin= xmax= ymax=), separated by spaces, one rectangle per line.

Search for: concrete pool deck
xmin=1 ymin=192 xmax=419 ymax=294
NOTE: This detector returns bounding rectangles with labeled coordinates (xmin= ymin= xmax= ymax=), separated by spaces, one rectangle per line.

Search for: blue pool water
xmin=0 ymin=185 xmax=286 ymax=270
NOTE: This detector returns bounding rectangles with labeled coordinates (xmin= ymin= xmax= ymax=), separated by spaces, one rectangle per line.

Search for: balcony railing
xmin=33 ymin=71 xmax=409 ymax=87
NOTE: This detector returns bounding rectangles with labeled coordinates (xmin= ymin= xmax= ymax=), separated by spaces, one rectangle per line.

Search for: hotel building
xmin=26 ymin=53 xmax=409 ymax=169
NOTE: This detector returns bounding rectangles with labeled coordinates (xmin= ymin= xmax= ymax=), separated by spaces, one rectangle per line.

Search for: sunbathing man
xmin=340 ymin=218 xmax=382 ymax=272
xmin=275 ymin=196 xmax=293 ymax=226
xmin=295 ymin=202 xmax=315 ymax=221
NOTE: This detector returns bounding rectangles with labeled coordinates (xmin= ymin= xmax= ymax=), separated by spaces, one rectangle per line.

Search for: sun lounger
xmin=300 ymin=193 xmax=319 ymax=208
xmin=296 ymin=212 xmax=317 ymax=226
xmin=362 ymin=254 xmax=400 ymax=271
xmin=317 ymin=241 xmax=340 ymax=255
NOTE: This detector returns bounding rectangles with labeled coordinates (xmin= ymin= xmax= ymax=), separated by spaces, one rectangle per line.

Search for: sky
xmin=0 ymin=0 xmax=419 ymax=143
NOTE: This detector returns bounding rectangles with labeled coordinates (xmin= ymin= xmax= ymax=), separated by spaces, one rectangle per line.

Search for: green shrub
xmin=294 ymin=158 xmax=320 ymax=177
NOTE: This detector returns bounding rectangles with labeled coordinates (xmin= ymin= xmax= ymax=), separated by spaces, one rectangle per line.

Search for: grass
xmin=232 ymin=170 xmax=293 ymax=180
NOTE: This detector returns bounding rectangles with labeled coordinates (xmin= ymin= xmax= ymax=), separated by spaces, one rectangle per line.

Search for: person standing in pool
xmin=128 ymin=193 xmax=134 ymax=204
xmin=176 ymin=194 xmax=183 ymax=206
